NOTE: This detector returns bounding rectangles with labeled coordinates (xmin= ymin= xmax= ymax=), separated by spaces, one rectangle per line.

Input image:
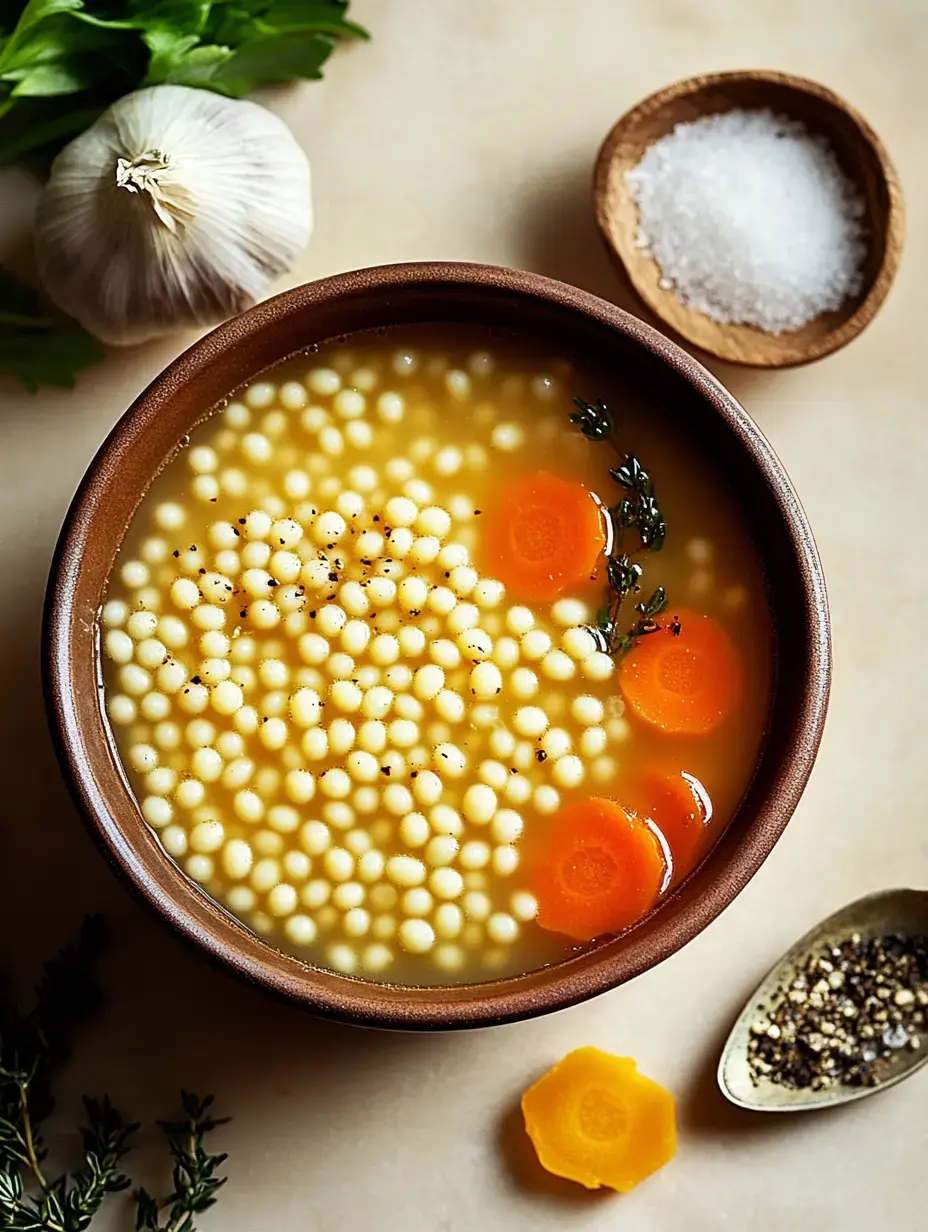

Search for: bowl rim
xmin=43 ymin=260 xmax=831 ymax=1029
xmin=593 ymin=68 xmax=906 ymax=369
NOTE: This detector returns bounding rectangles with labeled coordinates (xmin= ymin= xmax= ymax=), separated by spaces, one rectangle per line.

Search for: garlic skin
xmin=35 ymin=85 xmax=312 ymax=346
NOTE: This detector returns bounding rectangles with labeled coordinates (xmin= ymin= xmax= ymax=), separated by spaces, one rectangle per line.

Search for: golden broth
xmin=99 ymin=326 xmax=772 ymax=985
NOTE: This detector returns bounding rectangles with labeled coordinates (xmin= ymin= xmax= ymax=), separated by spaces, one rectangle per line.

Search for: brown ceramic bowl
xmin=44 ymin=262 xmax=830 ymax=1030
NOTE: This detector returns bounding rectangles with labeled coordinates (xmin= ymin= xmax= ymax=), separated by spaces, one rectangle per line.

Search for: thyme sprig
xmin=607 ymin=455 xmax=666 ymax=550
xmin=134 ymin=1095 xmax=229 ymax=1232
xmin=0 ymin=920 xmax=228 ymax=1232
xmin=571 ymin=396 xmax=668 ymax=655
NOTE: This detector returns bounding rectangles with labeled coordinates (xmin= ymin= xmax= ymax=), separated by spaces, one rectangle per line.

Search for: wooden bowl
xmin=43 ymin=262 xmax=830 ymax=1030
xmin=594 ymin=71 xmax=905 ymax=367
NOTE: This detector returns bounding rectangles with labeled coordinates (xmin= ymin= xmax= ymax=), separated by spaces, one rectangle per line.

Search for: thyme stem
xmin=19 ymin=1086 xmax=49 ymax=1192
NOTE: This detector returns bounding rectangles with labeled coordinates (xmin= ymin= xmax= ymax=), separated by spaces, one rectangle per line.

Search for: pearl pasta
xmin=398 ymin=918 xmax=435 ymax=954
xmin=99 ymin=329 xmax=769 ymax=986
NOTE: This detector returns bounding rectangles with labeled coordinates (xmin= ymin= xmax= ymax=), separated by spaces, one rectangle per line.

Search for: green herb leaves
xmin=0 ymin=266 xmax=104 ymax=390
xmin=569 ymin=394 xmax=668 ymax=656
xmin=0 ymin=918 xmax=229 ymax=1231
xmin=134 ymin=1094 xmax=229 ymax=1232
xmin=0 ymin=0 xmax=368 ymax=163
xmin=608 ymin=455 xmax=666 ymax=550
xmin=612 ymin=585 xmax=669 ymax=656
xmin=569 ymin=396 xmax=614 ymax=442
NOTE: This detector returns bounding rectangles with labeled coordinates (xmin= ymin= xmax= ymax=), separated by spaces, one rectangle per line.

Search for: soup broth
xmin=100 ymin=327 xmax=772 ymax=985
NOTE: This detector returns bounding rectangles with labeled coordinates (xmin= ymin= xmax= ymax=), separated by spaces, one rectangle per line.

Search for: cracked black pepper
xmin=748 ymin=932 xmax=928 ymax=1090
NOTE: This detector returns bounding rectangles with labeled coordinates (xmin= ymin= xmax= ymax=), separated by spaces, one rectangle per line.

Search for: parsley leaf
xmin=0 ymin=266 xmax=105 ymax=390
xmin=143 ymin=26 xmax=233 ymax=85
xmin=0 ymin=0 xmax=368 ymax=162
xmin=209 ymin=29 xmax=340 ymax=94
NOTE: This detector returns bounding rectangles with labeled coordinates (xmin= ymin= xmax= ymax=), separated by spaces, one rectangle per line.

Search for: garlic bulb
xmin=35 ymin=85 xmax=312 ymax=346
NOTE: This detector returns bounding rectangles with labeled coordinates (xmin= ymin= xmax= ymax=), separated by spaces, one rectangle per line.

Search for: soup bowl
xmin=44 ymin=261 xmax=830 ymax=1030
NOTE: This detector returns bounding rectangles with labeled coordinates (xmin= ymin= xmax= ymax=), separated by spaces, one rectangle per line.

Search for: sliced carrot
xmin=619 ymin=609 xmax=742 ymax=735
xmin=629 ymin=767 xmax=712 ymax=881
xmin=485 ymin=471 xmax=607 ymax=601
xmin=532 ymin=797 xmax=667 ymax=942
xmin=522 ymin=1047 xmax=677 ymax=1192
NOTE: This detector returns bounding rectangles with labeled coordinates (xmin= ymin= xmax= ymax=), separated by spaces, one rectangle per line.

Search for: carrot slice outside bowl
xmin=484 ymin=470 xmax=607 ymax=602
xmin=531 ymin=797 xmax=667 ymax=942
xmin=619 ymin=609 xmax=742 ymax=735
xmin=521 ymin=1047 xmax=677 ymax=1192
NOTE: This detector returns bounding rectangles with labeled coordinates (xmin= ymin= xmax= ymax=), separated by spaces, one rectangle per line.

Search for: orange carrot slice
xmin=485 ymin=471 xmax=607 ymax=601
xmin=522 ymin=1047 xmax=677 ymax=1192
xmin=619 ymin=609 xmax=741 ymax=735
xmin=629 ymin=767 xmax=712 ymax=881
xmin=532 ymin=797 xmax=667 ymax=942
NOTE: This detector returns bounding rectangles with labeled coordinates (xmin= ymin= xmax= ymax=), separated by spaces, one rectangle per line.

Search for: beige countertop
xmin=1 ymin=1 xmax=926 ymax=1228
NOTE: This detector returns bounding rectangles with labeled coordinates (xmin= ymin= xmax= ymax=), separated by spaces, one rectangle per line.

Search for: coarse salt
xmin=625 ymin=109 xmax=867 ymax=333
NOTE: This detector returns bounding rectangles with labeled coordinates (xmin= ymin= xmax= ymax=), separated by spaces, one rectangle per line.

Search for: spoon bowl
xmin=593 ymin=70 xmax=905 ymax=368
xmin=719 ymin=889 xmax=928 ymax=1112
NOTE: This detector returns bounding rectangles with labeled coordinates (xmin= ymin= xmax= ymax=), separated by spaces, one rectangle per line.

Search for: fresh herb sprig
xmin=607 ymin=454 xmax=666 ymax=550
xmin=571 ymin=396 xmax=669 ymax=656
xmin=0 ymin=919 xmax=229 ymax=1231
xmin=134 ymin=1094 xmax=229 ymax=1232
xmin=0 ymin=0 xmax=369 ymax=166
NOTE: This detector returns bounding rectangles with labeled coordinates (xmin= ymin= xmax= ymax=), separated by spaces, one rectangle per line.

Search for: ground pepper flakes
xmin=747 ymin=933 xmax=928 ymax=1091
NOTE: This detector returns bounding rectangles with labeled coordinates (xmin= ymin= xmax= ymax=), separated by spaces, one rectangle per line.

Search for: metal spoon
xmin=718 ymin=889 xmax=928 ymax=1112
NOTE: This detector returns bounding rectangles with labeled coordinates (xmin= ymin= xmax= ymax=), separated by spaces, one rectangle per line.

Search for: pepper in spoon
xmin=718 ymin=888 xmax=928 ymax=1111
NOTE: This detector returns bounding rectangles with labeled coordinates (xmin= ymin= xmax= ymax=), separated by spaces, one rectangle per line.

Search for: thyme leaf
xmin=638 ymin=586 xmax=670 ymax=619
xmin=569 ymin=397 xmax=613 ymax=441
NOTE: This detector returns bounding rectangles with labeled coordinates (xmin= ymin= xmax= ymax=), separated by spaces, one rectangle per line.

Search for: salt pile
xmin=625 ymin=109 xmax=867 ymax=334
